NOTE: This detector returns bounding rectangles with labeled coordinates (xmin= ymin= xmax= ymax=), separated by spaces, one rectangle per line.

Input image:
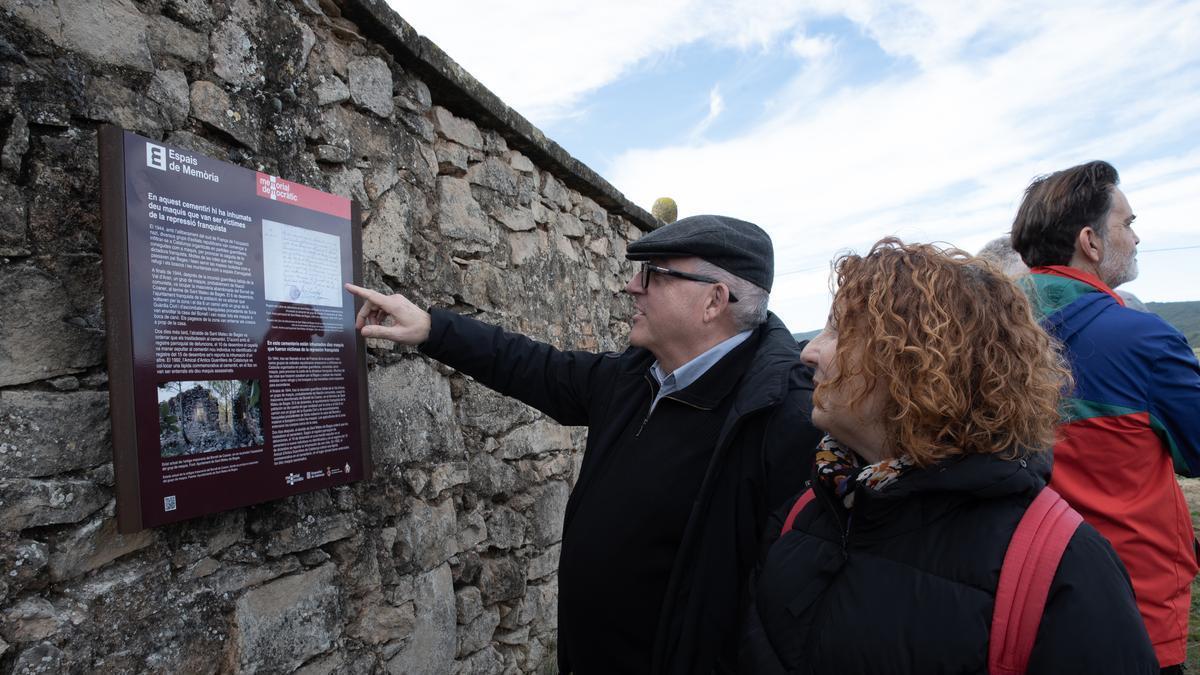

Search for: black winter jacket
xmin=419 ymin=309 xmax=822 ymax=674
xmin=741 ymin=451 xmax=1158 ymax=674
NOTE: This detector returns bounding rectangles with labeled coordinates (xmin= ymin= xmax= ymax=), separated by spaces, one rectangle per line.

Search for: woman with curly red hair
xmin=741 ymin=238 xmax=1156 ymax=673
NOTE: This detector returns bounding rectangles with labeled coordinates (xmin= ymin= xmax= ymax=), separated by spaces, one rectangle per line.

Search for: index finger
xmin=344 ymin=282 xmax=385 ymax=304
xmin=345 ymin=283 xmax=385 ymax=328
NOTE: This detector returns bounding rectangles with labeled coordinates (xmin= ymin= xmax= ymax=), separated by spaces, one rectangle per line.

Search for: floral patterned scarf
xmin=814 ymin=434 xmax=915 ymax=509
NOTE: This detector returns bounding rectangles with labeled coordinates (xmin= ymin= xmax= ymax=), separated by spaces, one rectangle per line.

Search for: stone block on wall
xmin=457 ymin=604 xmax=500 ymax=658
xmin=496 ymin=419 xmax=576 ymax=460
xmin=478 ymin=556 xmax=525 ymax=605
xmin=432 ymin=107 xmax=483 ymax=150
xmin=522 ymin=480 xmax=569 ymax=548
xmin=485 ymin=504 xmax=527 ymax=550
xmin=0 ymin=538 xmax=48 ymax=598
xmin=83 ymin=75 xmax=168 ymax=136
xmin=231 ymin=562 xmax=343 ymax=672
xmin=0 ymin=179 xmax=28 ymax=256
xmin=348 ymin=599 xmax=415 ymax=646
xmin=395 ymin=496 xmax=458 ymax=571
xmin=0 ymin=268 xmax=104 ymax=388
xmin=509 ymin=229 xmax=549 ymax=267
xmin=457 ymin=380 xmax=540 ymax=438
xmin=48 ymin=511 xmax=155 ymax=582
xmin=8 ymin=0 xmax=154 ymax=72
xmin=348 ymin=56 xmax=395 ymax=118
xmin=466 ymin=156 xmax=520 ymax=200
xmin=385 ymin=563 xmax=456 ymax=674
xmin=189 ymin=80 xmax=261 ymax=151
xmin=263 ymin=512 xmax=355 ymax=558
xmin=467 ymin=451 xmax=522 ymax=500
xmin=0 ymin=596 xmax=64 ymax=644
xmin=147 ymin=69 xmax=192 ymax=128
xmin=0 ymin=478 xmax=107 ymax=531
xmin=165 ymin=509 xmax=247 ymax=568
xmin=148 ymin=14 xmax=209 ymax=65
xmin=211 ymin=18 xmax=259 ymax=86
xmin=457 ymin=506 xmax=488 ymax=552
xmin=163 ymin=0 xmax=215 ymax=28
xmin=0 ymin=390 xmax=111 ymax=478
xmin=362 ymin=183 xmax=427 ymax=280
xmin=526 ymin=544 xmax=559 ymax=582
xmin=202 ymin=556 xmax=303 ymax=597
xmin=436 ymin=176 xmax=497 ymax=249
xmin=314 ymin=75 xmax=351 ymax=106
xmin=367 ymin=357 xmax=466 ymax=464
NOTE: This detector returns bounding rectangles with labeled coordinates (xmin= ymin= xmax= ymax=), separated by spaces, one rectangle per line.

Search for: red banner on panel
xmin=256 ymin=172 xmax=351 ymax=219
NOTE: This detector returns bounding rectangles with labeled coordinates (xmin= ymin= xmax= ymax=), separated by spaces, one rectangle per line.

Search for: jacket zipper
xmin=798 ymin=481 xmax=854 ymax=658
xmin=635 ymin=377 xmax=656 ymax=437
xmin=635 ymin=387 xmax=713 ymax=437
xmin=812 ymin=479 xmax=853 ymax=552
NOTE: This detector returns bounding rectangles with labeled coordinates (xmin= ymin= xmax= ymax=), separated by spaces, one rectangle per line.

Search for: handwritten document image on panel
xmin=261 ymin=218 xmax=343 ymax=308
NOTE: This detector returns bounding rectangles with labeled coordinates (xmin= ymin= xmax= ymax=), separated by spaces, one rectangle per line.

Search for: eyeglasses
xmin=638 ymin=262 xmax=739 ymax=302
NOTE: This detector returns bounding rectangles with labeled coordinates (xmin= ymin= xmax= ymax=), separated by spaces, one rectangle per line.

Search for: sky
xmin=390 ymin=0 xmax=1200 ymax=332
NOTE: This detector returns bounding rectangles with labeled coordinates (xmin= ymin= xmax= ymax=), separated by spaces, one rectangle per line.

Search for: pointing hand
xmin=344 ymin=283 xmax=432 ymax=346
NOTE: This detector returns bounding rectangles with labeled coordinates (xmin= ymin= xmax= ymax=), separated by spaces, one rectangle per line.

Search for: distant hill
xmin=791 ymin=301 xmax=1200 ymax=354
xmin=1146 ymin=301 xmax=1200 ymax=349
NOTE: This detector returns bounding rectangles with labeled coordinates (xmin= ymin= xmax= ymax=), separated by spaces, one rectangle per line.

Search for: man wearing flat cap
xmin=346 ymin=214 xmax=820 ymax=674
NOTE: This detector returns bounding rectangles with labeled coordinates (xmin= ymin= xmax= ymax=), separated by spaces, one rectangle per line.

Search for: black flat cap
xmin=626 ymin=214 xmax=774 ymax=291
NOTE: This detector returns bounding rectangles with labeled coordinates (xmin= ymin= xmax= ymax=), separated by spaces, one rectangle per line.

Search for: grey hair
xmin=692 ymin=259 xmax=770 ymax=331
xmin=976 ymin=235 xmax=1030 ymax=279
xmin=1117 ymin=289 xmax=1149 ymax=312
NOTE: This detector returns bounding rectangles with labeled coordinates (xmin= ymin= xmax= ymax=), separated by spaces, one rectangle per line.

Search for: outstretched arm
xmin=347 ymin=283 xmax=613 ymax=426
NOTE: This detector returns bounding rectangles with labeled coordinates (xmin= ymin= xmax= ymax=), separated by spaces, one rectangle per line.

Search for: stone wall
xmin=0 ymin=0 xmax=657 ymax=671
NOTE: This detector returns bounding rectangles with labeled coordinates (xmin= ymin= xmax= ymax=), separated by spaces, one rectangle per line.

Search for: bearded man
xmin=1011 ymin=160 xmax=1200 ymax=674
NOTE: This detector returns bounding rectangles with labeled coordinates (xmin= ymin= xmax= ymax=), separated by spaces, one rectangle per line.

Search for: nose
xmin=624 ymin=272 xmax=644 ymax=295
xmin=800 ymin=337 xmax=818 ymax=368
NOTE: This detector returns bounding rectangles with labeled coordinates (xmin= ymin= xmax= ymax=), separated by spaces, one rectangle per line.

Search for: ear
xmin=702 ymin=284 xmax=730 ymax=323
xmin=1076 ymin=226 xmax=1104 ymax=264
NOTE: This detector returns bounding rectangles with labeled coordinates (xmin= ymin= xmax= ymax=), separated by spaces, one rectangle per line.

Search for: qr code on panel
xmin=164 ymin=495 xmax=177 ymax=512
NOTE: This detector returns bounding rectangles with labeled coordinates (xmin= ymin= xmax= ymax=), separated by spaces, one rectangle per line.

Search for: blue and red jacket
xmin=1024 ymin=266 xmax=1200 ymax=666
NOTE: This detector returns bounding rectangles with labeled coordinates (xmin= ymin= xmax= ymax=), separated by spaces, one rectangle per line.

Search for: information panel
xmin=99 ymin=126 xmax=371 ymax=532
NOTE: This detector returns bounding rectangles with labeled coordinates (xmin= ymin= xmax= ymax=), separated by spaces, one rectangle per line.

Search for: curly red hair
xmin=818 ymin=237 xmax=1071 ymax=465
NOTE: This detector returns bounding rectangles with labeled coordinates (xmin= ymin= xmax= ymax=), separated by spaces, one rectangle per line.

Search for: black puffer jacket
xmin=420 ymin=309 xmax=822 ymax=674
xmin=741 ymin=451 xmax=1158 ymax=674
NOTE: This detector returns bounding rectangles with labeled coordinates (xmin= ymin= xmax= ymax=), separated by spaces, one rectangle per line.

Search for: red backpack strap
xmin=988 ymin=486 xmax=1083 ymax=675
xmin=779 ymin=488 xmax=816 ymax=536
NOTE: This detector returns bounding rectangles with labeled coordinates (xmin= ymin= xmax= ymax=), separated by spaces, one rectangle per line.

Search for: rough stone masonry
xmin=0 ymin=0 xmax=658 ymax=671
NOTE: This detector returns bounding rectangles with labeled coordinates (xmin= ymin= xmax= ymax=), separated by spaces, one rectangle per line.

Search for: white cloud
xmin=387 ymin=0 xmax=818 ymax=120
xmin=385 ymin=0 xmax=1200 ymax=328
xmin=789 ymin=33 xmax=835 ymax=61
xmin=607 ymin=0 xmax=1200 ymax=328
xmin=688 ymin=85 xmax=725 ymax=139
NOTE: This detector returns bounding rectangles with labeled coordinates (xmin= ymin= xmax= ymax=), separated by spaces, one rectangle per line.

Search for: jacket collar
xmin=624 ymin=311 xmax=808 ymax=412
xmin=650 ymin=325 xmax=761 ymax=410
xmin=650 ymin=330 xmax=753 ymax=398
xmin=1029 ymin=265 xmax=1125 ymax=306
xmin=812 ymin=445 xmax=1051 ymax=536
xmin=1022 ymin=271 xmax=1122 ymax=342
xmin=730 ymin=312 xmax=808 ymax=411
xmin=871 ymin=449 xmax=1050 ymax=501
